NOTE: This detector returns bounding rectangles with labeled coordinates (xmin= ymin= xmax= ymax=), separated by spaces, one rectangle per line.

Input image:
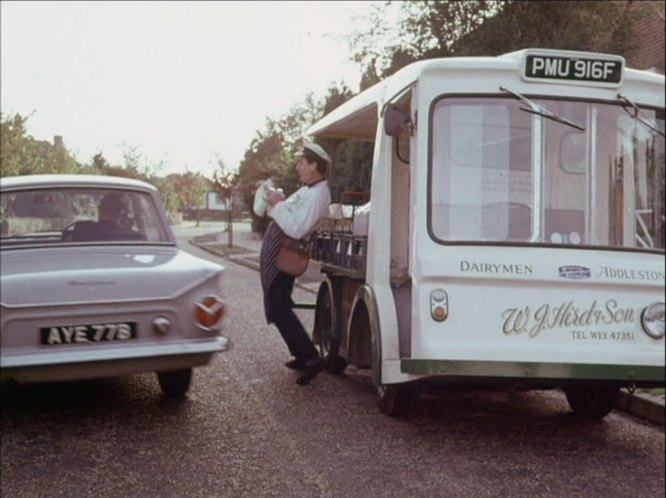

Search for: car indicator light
xmin=195 ymin=295 xmax=225 ymax=331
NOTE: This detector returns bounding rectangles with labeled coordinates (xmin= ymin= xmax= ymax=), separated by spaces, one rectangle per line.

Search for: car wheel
xmin=157 ymin=368 xmax=192 ymax=397
xmin=377 ymin=384 xmax=414 ymax=417
xmin=564 ymin=386 xmax=619 ymax=419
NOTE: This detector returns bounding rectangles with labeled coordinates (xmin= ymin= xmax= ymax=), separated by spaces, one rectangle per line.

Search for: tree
xmin=400 ymin=0 xmax=502 ymax=57
xmin=348 ymin=1 xmax=414 ymax=89
xmin=153 ymin=175 xmax=180 ymax=222
xmin=212 ymin=158 xmax=238 ymax=247
xmin=323 ymin=0 xmax=644 ymax=201
xmin=316 ymin=83 xmax=374 ymax=200
xmin=1 ymin=112 xmax=81 ymax=176
xmin=87 ymin=146 xmax=158 ymax=182
xmin=349 ymin=1 xmax=639 ymax=82
xmin=327 ymin=141 xmax=374 ymax=202
xmin=454 ymin=1 xmax=638 ymax=58
xmin=90 ymin=152 xmax=111 ymax=172
xmin=1 ymin=113 xmax=37 ymax=176
xmin=236 ymin=122 xmax=291 ymax=235
xmin=174 ymin=170 xmax=209 ymax=226
xmin=121 ymin=144 xmax=166 ymax=181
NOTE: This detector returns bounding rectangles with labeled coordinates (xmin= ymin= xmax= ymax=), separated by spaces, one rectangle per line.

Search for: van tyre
xmin=315 ymin=284 xmax=347 ymax=375
xmin=564 ymin=386 xmax=619 ymax=419
xmin=377 ymin=384 xmax=414 ymax=417
xmin=157 ymin=368 xmax=192 ymax=397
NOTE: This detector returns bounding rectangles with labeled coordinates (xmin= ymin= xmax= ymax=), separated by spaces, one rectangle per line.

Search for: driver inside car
xmin=98 ymin=193 xmax=125 ymax=228
xmin=62 ymin=192 xmax=140 ymax=242
xmin=95 ymin=193 xmax=140 ymax=240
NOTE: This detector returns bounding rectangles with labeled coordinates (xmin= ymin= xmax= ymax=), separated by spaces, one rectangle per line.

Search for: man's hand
xmin=265 ymin=188 xmax=285 ymax=207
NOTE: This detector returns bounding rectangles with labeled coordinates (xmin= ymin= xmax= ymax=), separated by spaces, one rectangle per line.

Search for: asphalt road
xmin=1 ymin=228 xmax=664 ymax=498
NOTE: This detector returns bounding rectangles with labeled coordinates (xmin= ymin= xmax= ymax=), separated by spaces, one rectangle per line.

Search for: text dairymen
xmin=460 ymin=261 xmax=533 ymax=275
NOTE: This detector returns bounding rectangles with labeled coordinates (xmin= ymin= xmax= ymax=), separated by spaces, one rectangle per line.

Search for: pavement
xmin=185 ymin=221 xmax=665 ymax=426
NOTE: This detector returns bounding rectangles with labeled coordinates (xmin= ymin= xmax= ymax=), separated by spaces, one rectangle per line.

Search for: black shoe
xmin=296 ymin=357 xmax=325 ymax=386
xmin=284 ymin=358 xmax=305 ymax=371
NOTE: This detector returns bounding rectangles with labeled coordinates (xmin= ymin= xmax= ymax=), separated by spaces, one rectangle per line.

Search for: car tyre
xmin=563 ymin=386 xmax=619 ymax=419
xmin=157 ymin=368 xmax=192 ymax=397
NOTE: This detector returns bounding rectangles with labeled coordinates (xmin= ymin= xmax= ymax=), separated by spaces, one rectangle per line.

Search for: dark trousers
xmin=266 ymin=272 xmax=319 ymax=360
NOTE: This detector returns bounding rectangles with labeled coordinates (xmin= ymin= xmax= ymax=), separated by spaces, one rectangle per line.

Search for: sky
xmin=1 ymin=1 xmax=383 ymax=178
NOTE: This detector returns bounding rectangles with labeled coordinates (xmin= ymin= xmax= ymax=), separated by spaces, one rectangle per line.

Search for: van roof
xmin=308 ymin=49 xmax=664 ymax=141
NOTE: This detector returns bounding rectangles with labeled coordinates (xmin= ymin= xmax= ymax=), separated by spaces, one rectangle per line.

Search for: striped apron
xmin=259 ymin=221 xmax=288 ymax=322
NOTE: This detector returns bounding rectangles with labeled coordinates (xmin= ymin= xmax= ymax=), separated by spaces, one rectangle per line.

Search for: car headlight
xmin=195 ymin=295 xmax=226 ymax=331
xmin=641 ymin=302 xmax=665 ymax=339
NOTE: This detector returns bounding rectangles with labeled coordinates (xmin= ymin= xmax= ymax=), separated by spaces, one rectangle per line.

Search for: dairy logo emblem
xmin=558 ymin=266 xmax=591 ymax=279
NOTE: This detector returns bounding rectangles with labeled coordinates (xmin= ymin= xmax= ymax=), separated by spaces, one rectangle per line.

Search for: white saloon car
xmin=0 ymin=174 xmax=230 ymax=397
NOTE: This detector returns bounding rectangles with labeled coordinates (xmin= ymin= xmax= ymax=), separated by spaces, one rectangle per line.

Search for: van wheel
xmin=377 ymin=384 xmax=414 ymax=417
xmin=157 ymin=368 xmax=192 ymax=397
xmin=315 ymin=285 xmax=347 ymax=375
xmin=563 ymin=386 xmax=619 ymax=419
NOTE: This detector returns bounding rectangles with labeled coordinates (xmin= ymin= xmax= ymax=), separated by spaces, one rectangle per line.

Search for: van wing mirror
xmin=384 ymin=104 xmax=410 ymax=136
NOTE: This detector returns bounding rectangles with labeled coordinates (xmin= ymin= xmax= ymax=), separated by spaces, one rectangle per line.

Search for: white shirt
xmin=268 ymin=180 xmax=331 ymax=240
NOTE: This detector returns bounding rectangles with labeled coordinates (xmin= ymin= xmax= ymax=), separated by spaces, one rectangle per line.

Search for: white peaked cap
xmin=303 ymin=142 xmax=331 ymax=164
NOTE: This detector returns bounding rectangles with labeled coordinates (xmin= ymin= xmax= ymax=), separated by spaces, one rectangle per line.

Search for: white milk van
xmin=308 ymin=48 xmax=665 ymax=417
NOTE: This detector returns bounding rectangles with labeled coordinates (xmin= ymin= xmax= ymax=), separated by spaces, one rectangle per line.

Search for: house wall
xmin=206 ymin=191 xmax=227 ymax=211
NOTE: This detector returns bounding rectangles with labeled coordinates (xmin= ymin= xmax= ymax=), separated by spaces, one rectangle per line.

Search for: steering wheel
xmin=61 ymin=220 xmax=97 ymax=242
